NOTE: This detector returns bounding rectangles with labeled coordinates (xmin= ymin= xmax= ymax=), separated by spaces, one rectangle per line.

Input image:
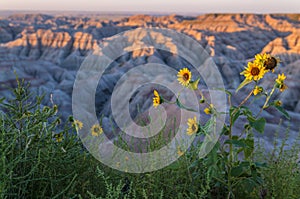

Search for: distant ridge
xmin=0 ymin=12 xmax=300 ymax=149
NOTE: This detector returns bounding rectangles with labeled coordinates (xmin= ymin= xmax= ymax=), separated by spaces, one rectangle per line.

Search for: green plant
xmin=1 ymin=55 xmax=299 ymax=198
xmin=153 ymin=53 xmax=292 ymax=198
xmin=0 ymin=76 xmax=107 ymax=198
xmin=253 ymin=128 xmax=300 ymax=199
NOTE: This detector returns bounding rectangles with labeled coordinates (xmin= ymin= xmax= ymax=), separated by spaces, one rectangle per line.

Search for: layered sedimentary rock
xmin=0 ymin=13 xmax=299 ymax=148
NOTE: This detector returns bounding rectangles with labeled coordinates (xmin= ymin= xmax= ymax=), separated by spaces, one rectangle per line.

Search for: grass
xmin=0 ymin=78 xmax=299 ymax=199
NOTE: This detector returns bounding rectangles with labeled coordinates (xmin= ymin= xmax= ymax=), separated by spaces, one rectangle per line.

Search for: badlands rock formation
xmin=0 ymin=13 xmax=299 ymax=149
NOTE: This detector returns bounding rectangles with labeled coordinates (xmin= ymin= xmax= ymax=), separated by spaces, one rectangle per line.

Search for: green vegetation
xmin=1 ymin=55 xmax=300 ymax=199
xmin=150 ymin=53 xmax=299 ymax=198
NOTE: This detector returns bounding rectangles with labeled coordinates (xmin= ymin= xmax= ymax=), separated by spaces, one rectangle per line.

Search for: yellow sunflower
xmin=241 ymin=61 xmax=267 ymax=81
xmin=73 ymin=119 xmax=83 ymax=130
xmin=276 ymin=73 xmax=286 ymax=84
xmin=253 ymin=86 xmax=263 ymax=96
xmin=204 ymin=104 xmax=214 ymax=115
xmin=91 ymin=124 xmax=103 ymax=137
xmin=254 ymin=53 xmax=270 ymax=65
xmin=177 ymin=146 xmax=184 ymax=156
xmin=177 ymin=68 xmax=192 ymax=87
xmin=275 ymin=73 xmax=288 ymax=92
xmin=153 ymin=90 xmax=162 ymax=108
xmin=186 ymin=116 xmax=198 ymax=136
xmin=204 ymin=108 xmax=210 ymax=115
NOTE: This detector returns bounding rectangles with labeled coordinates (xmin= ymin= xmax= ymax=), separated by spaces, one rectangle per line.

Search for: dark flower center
xmin=183 ymin=73 xmax=190 ymax=81
xmin=154 ymin=98 xmax=160 ymax=104
xmin=251 ymin=67 xmax=260 ymax=76
xmin=192 ymin=124 xmax=197 ymax=132
xmin=264 ymin=57 xmax=277 ymax=70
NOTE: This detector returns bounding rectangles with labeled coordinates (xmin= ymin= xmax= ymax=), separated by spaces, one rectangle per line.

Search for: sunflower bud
xmin=199 ymin=99 xmax=206 ymax=104
xmin=68 ymin=116 xmax=74 ymax=122
xmin=274 ymin=100 xmax=282 ymax=106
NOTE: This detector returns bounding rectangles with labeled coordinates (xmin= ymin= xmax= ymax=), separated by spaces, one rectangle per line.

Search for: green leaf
xmin=254 ymin=162 xmax=268 ymax=168
xmin=236 ymin=79 xmax=252 ymax=93
xmin=232 ymin=135 xmax=239 ymax=140
xmin=188 ymin=78 xmax=200 ymax=90
xmin=176 ymin=98 xmax=197 ymax=112
xmin=272 ymin=104 xmax=290 ymax=120
xmin=225 ymin=139 xmax=248 ymax=148
xmin=167 ymin=162 xmax=181 ymax=170
xmin=199 ymin=117 xmax=215 ymax=135
xmin=240 ymin=106 xmax=255 ymax=121
xmin=249 ymin=117 xmax=266 ymax=134
xmin=231 ymin=162 xmax=250 ymax=177
xmin=204 ymin=143 xmax=223 ymax=179
xmin=244 ymin=138 xmax=254 ymax=159
xmin=239 ymin=178 xmax=259 ymax=193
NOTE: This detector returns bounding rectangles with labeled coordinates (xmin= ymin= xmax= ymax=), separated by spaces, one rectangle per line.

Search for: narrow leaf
xmin=272 ymin=104 xmax=290 ymax=120
xmin=236 ymin=79 xmax=252 ymax=93
xmin=188 ymin=78 xmax=200 ymax=90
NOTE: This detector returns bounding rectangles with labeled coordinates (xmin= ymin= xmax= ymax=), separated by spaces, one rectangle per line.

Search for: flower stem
xmin=256 ymin=84 xmax=276 ymax=118
xmin=226 ymin=90 xmax=253 ymax=198
xmin=161 ymin=97 xmax=176 ymax=104
xmin=238 ymin=90 xmax=253 ymax=108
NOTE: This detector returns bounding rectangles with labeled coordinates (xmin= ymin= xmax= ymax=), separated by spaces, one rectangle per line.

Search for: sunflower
xmin=279 ymin=84 xmax=288 ymax=92
xmin=241 ymin=61 xmax=267 ymax=81
xmin=264 ymin=56 xmax=280 ymax=72
xmin=73 ymin=119 xmax=83 ymax=130
xmin=153 ymin=90 xmax=162 ymax=108
xmin=274 ymin=100 xmax=282 ymax=106
xmin=253 ymin=86 xmax=263 ymax=96
xmin=276 ymin=73 xmax=286 ymax=84
xmin=177 ymin=146 xmax=184 ymax=156
xmin=275 ymin=73 xmax=288 ymax=92
xmin=204 ymin=104 xmax=214 ymax=115
xmin=204 ymin=108 xmax=210 ymax=115
xmin=186 ymin=116 xmax=198 ymax=135
xmin=254 ymin=53 xmax=270 ymax=65
xmin=91 ymin=124 xmax=103 ymax=136
xmin=177 ymin=68 xmax=192 ymax=87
